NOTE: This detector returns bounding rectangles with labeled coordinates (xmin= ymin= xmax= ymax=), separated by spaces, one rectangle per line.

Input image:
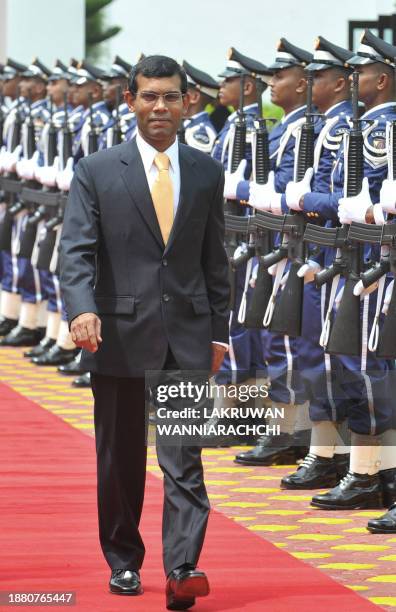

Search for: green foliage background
xmin=86 ymin=0 xmax=121 ymax=62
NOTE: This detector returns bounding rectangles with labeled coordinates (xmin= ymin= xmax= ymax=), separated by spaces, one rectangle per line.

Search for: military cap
xmin=136 ymin=52 xmax=146 ymax=63
xmin=218 ymin=47 xmax=272 ymax=82
xmin=66 ymin=59 xmax=79 ymax=83
xmin=1 ymin=58 xmax=28 ymax=80
xmin=269 ymin=38 xmax=313 ymax=71
xmin=348 ymin=29 xmax=396 ymax=67
xmin=183 ymin=60 xmax=219 ymax=98
xmin=306 ymin=37 xmax=354 ymax=71
xmin=75 ymin=60 xmax=106 ymax=85
xmin=22 ymin=58 xmax=51 ymax=80
xmin=48 ymin=59 xmax=70 ymax=82
xmin=103 ymin=55 xmax=132 ymax=79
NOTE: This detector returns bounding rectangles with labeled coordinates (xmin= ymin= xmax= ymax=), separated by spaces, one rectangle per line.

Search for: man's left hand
xmin=211 ymin=343 xmax=228 ymax=375
xmin=338 ymin=177 xmax=373 ymax=224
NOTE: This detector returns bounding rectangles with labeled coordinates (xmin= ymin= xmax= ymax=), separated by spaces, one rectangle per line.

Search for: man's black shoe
xmin=58 ymin=357 xmax=84 ymax=376
xmin=109 ymin=569 xmax=143 ymax=595
xmin=31 ymin=345 xmax=79 ymax=366
xmin=281 ymin=454 xmax=340 ymax=489
xmin=234 ymin=432 xmax=299 ymax=466
xmin=0 ymin=325 xmax=43 ymax=347
xmin=0 ymin=317 xmax=18 ymax=337
xmin=166 ymin=566 xmax=209 ymax=611
xmin=71 ymin=372 xmax=91 ymax=388
xmin=379 ymin=467 xmax=396 ymax=507
xmin=281 ymin=452 xmax=350 ymax=490
xmin=367 ymin=503 xmax=396 ymax=533
xmin=24 ymin=337 xmax=55 ymax=358
xmin=311 ymin=471 xmax=383 ymax=510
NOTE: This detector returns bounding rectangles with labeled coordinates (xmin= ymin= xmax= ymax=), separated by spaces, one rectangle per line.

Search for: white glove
xmin=267 ymin=262 xmax=289 ymax=288
xmin=3 ymin=144 xmax=22 ymax=173
xmin=56 ymin=157 xmax=74 ymax=192
xmin=0 ymin=146 xmax=9 ymax=174
xmin=379 ymin=178 xmax=396 ymax=214
xmin=338 ymin=177 xmax=373 ymax=224
xmin=353 ymin=279 xmax=379 ymax=297
xmin=297 ymin=259 xmax=321 ymax=284
xmin=249 ymin=171 xmax=277 ymax=211
xmin=37 ymin=157 xmax=59 ymax=187
xmin=223 ymin=159 xmax=247 ymax=200
xmin=16 ymin=151 xmax=40 ymax=180
xmin=285 ymin=168 xmax=314 ymax=211
xmin=382 ymin=279 xmax=394 ymax=315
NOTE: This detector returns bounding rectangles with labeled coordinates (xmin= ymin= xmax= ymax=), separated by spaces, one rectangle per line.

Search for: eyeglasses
xmin=135 ymin=91 xmax=184 ymax=104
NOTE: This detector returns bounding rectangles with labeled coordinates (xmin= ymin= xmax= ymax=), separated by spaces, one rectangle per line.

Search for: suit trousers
xmin=90 ymin=347 xmax=210 ymax=576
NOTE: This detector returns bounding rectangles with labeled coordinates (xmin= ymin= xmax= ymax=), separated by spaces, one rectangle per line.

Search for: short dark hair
xmin=128 ymin=55 xmax=187 ymax=94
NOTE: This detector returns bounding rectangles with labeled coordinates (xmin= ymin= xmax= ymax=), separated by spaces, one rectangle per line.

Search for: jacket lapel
xmin=120 ymin=138 xmax=164 ymax=249
xmin=164 ymin=144 xmax=196 ymax=253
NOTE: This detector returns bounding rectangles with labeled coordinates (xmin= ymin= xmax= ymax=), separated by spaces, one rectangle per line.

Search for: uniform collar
xmin=136 ymin=130 xmax=179 ymax=174
xmin=324 ymin=100 xmax=351 ymax=117
xmin=361 ymin=101 xmax=396 ymax=119
xmin=281 ymin=105 xmax=306 ymax=124
xmin=227 ymin=102 xmax=258 ymax=122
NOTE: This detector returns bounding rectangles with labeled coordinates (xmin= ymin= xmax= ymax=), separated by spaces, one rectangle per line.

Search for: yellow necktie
xmin=151 ymin=152 xmax=174 ymax=245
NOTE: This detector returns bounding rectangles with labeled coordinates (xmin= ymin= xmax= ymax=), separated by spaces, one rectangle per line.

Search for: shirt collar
xmin=136 ymin=131 xmax=179 ymax=174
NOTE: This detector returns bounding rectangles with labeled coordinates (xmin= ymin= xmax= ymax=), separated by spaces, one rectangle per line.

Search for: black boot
xmin=311 ymin=471 xmax=383 ymax=510
xmin=281 ymin=454 xmax=340 ymax=490
xmin=367 ymin=503 xmax=396 ymax=533
xmin=24 ymin=337 xmax=56 ymax=358
xmin=71 ymin=372 xmax=91 ymax=388
xmin=333 ymin=453 xmax=350 ymax=478
xmin=234 ymin=432 xmax=298 ymax=466
xmin=379 ymin=467 xmax=396 ymax=507
xmin=31 ymin=345 xmax=79 ymax=366
xmin=0 ymin=317 xmax=18 ymax=337
xmin=0 ymin=325 xmax=44 ymax=347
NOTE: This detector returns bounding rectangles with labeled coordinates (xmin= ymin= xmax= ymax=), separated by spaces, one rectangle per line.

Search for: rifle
xmin=62 ymin=91 xmax=73 ymax=167
xmin=224 ymin=74 xmax=248 ymax=310
xmin=88 ymin=93 xmax=98 ymax=154
xmin=0 ymin=94 xmax=5 ymax=146
xmin=257 ymin=73 xmax=317 ymax=336
xmin=111 ymin=85 xmax=123 ymax=146
xmin=243 ymin=78 xmax=276 ymax=328
xmin=304 ymin=70 xmax=364 ymax=356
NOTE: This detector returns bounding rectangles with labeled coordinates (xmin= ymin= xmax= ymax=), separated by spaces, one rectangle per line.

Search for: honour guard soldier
xmin=205 ymin=48 xmax=271 ymax=446
xmin=0 ymin=58 xmax=28 ymax=336
xmin=231 ymin=39 xmax=313 ymax=464
xmin=101 ymin=55 xmax=134 ymax=149
xmin=0 ymin=58 xmax=51 ymax=347
xmin=280 ymin=37 xmax=354 ymax=489
xmin=181 ymin=60 xmax=218 ymax=152
xmin=292 ymin=30 xmax=396 ymax=511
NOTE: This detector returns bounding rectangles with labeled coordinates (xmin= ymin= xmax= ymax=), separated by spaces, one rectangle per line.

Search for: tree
xmin=86 ymin=0 xmax=121 ymax=62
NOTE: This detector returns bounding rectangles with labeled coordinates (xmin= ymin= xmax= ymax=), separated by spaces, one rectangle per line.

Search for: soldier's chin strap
xmin=262 ymin=257 xmax=288 ymax=327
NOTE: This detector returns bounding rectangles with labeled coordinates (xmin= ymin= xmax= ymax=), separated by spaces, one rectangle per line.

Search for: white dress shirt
xmin=135 ymin=131 xmax=229 ymax=352
xmin=136 ymin=131 xmax=180 ymax=215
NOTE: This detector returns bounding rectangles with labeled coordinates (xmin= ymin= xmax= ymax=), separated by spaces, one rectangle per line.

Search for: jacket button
xmin=163 ymin=293 xmax=170 ymax=302
xmin=162 ymin=259 xmax=168 ymax=267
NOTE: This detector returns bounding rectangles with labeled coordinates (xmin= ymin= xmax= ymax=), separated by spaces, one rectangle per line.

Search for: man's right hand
xmin=70 ymin=312 xmax=102 ymax=353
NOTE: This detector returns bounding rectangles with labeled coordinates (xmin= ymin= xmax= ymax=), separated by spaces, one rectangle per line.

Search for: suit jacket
xmin=59 ymin=137 xmax=230 ymax=377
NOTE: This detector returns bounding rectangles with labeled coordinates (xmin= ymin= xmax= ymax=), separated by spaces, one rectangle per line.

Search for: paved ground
xmin=0 ymin=346 xmax=395 ymax=610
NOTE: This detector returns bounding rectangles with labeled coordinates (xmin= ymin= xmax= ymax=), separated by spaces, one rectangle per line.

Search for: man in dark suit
xmin=59 ymin=55 xmax=230 ymax=610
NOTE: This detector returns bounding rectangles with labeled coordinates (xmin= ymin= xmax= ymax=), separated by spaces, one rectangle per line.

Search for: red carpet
xmin=0 ymin=381 xmax=379 ymax=611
